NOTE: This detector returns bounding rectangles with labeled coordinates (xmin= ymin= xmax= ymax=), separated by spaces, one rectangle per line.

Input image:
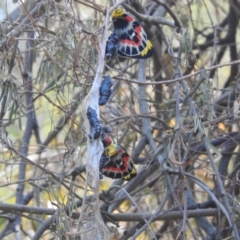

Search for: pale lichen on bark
xmin=79 ymin=2 xmax=126 ymax=239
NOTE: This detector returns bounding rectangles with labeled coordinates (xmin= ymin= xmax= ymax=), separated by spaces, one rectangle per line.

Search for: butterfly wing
xmin=100 ymin=146 xmax=137 ymax=180
xmin=117 ymin=20 xmax=153 ymax=59
xmin=111 ymin=6 xmax=153 ymax=59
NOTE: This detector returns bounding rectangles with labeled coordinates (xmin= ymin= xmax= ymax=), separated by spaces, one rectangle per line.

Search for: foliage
xmin=0 ymin=0 xmax=240 ymax=239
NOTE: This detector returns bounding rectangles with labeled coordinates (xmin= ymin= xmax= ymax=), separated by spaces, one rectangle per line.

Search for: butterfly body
xmin=112 ymin=14 xmax=133 ymax=35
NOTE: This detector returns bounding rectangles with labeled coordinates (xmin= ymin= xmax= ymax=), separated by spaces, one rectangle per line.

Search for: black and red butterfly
xmin=100 ymin=135 xmax=137 ymax=180
xmin=108 ymin=6 xmax=153 ymax=59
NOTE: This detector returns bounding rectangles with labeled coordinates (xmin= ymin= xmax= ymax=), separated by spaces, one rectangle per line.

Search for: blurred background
xmin=0 ymin=0 xmax=240 ymax=239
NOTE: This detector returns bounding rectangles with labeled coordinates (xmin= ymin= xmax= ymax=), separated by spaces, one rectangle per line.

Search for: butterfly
xmin=99 ymin=135 xmax=137 ymax=180
xmin=110 ymin=5 xmax=153 ymax=59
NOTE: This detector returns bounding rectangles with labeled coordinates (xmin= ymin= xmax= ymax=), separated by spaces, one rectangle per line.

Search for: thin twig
xmin=114 ymin=59 xmax=240 ymax=85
